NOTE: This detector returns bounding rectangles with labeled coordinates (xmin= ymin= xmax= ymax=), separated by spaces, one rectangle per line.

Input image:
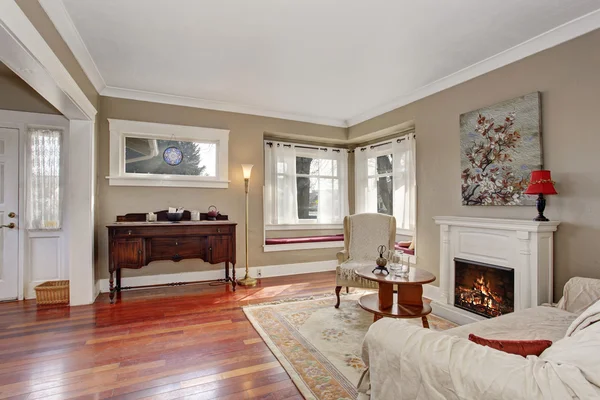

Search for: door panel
xmin=0 ymin=128 xmax=18 ymax=301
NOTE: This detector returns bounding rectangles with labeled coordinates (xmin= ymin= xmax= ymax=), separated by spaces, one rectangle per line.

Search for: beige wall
xmin=96 ymin=96 xmax=347 ymax=279
xmin=0 ymin=63 xmax=60 ymax=114
xmin=349 ymin=29 xmax=600 ymax=299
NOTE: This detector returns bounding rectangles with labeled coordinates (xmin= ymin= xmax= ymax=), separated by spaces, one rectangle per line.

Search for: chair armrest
xmin=336 ymin=250 xmax=349 ymax=265
xmin=556 ymin=277 xmax=600 ymax=314
xmin=362 ymin=319 xmax=577 ymax=400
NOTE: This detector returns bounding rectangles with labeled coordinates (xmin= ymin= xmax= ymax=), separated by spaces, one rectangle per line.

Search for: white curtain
xmin=27 ymin=128 xmax=62 ymax=230
xmin=264 ymin=141 xmax=349 ymax=225
xmin=264 ymin=142 xmax=298 ymax=224
xmin=354 ymin=146 xmax=378 ymax=214
xmin=392 ymin=135 xmax=417 ymax=232
xmin=317 ymin=149 xmax=349 ymax=223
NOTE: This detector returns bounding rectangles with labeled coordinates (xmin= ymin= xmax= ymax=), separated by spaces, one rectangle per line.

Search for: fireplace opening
xmin=454 ymin=258 xmax=514 ymax=318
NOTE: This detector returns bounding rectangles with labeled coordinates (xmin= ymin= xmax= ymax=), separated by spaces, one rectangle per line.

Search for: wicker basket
xmin=34 ymin=280 xmax=69 ymax=305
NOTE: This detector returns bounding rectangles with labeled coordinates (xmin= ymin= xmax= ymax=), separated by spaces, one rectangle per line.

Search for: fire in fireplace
xmin=454 ymin=258 xmax=514 ymax=318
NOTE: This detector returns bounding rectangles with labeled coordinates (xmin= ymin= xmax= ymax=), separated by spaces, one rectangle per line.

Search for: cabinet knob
xmin=217 ymin=228 xmax=221 ymax=233
xmin=128 ymin=230 xmax=132 ymax=236
xmin=209 ymin=247 xmax=212 ymax=251
xmin=175 ymin=240 xmax=179 ymax=246
xmin=137 ymin=249 xmax=142 ymax=255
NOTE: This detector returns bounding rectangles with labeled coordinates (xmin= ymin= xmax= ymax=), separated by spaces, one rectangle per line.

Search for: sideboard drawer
xmin=148 ymin=237 xmax=205 ymax=262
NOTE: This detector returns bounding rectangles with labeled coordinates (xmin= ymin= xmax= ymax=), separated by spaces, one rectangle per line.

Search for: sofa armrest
xmin=336 ymin=250 xmax=349 ymax=265
xmin=556 ymin=277 xmax=600 ymax=314
xmin=362 ymin=319 xmax=578 ymax=400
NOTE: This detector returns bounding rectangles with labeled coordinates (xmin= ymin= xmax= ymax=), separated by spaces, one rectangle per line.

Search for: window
xmin=27 ymin=128 xmax=62 ymax=230
xmin=108 ymin=119 xmax=229 ymax=188
xmin=264 ymin=141 xmax=349 ymax=227
xmin=355 ymin=134 xmax=416 ymax=234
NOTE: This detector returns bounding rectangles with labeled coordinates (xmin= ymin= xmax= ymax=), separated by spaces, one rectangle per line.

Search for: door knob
xmin=1 ymin=223 xmax=15 ymax=229
xmin=8 ymin=212 xmax=15 ymax=218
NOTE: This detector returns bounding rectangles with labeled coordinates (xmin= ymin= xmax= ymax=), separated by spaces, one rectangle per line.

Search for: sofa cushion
xmin=468 ymin=334 xmax=552 ymax=357
xmin=446 ymin=306 xmax=577 ymax=343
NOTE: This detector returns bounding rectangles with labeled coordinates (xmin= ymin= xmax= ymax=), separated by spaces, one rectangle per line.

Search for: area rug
xmin=243 ymin=293 xmax=457 ymax=400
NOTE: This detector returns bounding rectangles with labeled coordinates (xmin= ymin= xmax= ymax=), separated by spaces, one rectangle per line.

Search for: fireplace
xmin=454 ymin=258 xmax=514 ymax=318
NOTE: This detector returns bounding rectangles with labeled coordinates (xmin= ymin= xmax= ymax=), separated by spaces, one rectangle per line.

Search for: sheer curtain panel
xmin=27 ymin=128 xmax=62 ymax=230
xmin=354 ymin=146 xmax=378 ymax=214
xmin=317 ymin=149 xmax=349 ymax=223
xmin=392 ymin=135 xmax=417 ymax=232
xmin=264 ymin=142 xmax=298 ymax=224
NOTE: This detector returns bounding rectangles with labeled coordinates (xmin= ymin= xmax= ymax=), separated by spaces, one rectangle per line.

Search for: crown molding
xmin=346 ymin=8 xmax=600 ymax=127
xmin=101 ymin=86 xmax=348 ymax=127
xmin=38 ymin=0 xmax=600 ymax=129
xmin=38 ymin=0 xmax=106 ymax=94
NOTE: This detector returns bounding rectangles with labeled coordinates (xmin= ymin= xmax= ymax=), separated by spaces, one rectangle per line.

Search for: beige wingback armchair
xmin=335 ymin=213 xmax=396 ymax=308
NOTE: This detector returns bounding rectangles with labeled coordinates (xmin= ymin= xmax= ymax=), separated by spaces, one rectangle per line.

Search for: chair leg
xmin=335 ymin=286 xmax=342 ymax=308
xmin=422 ymin=316 xmax=430 ymax=329
xmin=346 ymin=286 xmax=349 ymax=293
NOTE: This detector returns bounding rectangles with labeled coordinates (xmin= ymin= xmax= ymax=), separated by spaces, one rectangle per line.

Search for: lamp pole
xmin=238 ymin=164 xmax=257 ymax=286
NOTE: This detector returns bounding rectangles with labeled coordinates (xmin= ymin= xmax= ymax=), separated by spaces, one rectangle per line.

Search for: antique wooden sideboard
xmin=107 ymin=211 xmax=236 ymax=303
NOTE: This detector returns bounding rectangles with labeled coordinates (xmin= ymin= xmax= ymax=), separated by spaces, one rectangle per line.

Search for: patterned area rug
xmin=243 ymin=293 xmax=457 ymax=400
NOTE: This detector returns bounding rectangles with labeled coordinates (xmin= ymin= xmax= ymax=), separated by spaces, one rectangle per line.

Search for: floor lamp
xmin=237 ymin=164 xmax=257 ymax=287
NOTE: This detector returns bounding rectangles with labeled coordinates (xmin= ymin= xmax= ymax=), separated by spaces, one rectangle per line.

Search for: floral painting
xmin=460 ymin=92 xmax=542 ymax=206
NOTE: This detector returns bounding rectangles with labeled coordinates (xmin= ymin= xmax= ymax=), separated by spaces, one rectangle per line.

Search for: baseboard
xmin=423 ymin=283 xmax=442 ymax=302
xmin=96 ymin=260 xmax=337 ymax=293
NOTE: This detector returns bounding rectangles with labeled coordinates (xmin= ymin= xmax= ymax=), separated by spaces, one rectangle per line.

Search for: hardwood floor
xmin=0 ymin=271 xmax=337 ymax=399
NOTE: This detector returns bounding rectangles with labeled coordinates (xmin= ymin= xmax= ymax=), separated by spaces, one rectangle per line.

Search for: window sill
xmin=265 ymin=223 xmax=343 ymax=231
xmin=263 ymin=241 xmax=344 ymax=252
xmin=106 ymin=176 xmax=230 ymax=188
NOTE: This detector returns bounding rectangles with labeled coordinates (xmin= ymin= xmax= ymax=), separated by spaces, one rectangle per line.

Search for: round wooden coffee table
xmin=355 ymin=266 xmax=436 ymax=327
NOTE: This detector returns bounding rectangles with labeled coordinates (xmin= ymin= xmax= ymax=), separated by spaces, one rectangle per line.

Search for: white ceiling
xmin=42 ymin=0 xmax=600 ymax=126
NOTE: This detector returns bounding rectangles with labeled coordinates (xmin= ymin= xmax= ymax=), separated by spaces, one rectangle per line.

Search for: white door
xmin=0 ymin=127 xmax=19 ymax=301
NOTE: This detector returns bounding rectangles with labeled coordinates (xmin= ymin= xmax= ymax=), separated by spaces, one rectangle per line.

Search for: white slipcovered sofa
xmin=361 ymin=277 xmax=600 ymax=400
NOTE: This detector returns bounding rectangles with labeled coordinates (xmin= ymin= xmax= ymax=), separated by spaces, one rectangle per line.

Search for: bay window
xmin=355 ymin=134 xmax=416 ymax=235
xmin=264 ymin=141 xmax=349 ymax=228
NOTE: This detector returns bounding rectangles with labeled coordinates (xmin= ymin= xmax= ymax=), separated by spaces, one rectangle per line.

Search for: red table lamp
xmin=524 ymin=170 xmax=557 ymax=221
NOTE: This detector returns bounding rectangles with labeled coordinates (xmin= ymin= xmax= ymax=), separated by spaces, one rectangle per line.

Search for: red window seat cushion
xmin=394 ymin=243 xmax=415 ymax=255
xmin=265 ymin=234 xmax=344 ymax=245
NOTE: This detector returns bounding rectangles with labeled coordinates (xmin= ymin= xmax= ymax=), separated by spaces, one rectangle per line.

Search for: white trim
xmin=107 ymin=118 xmax=230 ymax=188
xmin=396 ymin=228 xmax=414 ymax=237
xmin=263 ymin=241 xmax=343 ymax=252
xmin=97 ymin=260 xmax=337 ymax=293
xmin=265 ymin=224 xmax=343 ymax=231
xmin=38 ymin=0 xmax=106 ymax=94
xmin=102 ymin=86 xmax=348 ymax=128
xmin=0 ymin=1 xmax=96 ymax=120
xmin=433 ymin=216 xmax=560 ymax=233
xmin=347 ymin=9 xmax=600 ymax=126
xmin=0 ymin=1 xmax=97 ymax=306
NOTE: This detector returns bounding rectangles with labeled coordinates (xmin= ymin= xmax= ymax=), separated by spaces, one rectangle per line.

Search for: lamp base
xmin=237 ymin=275 xmax=257 ymax=287
xmin=534 ymin=193 xmax=549 ymax=222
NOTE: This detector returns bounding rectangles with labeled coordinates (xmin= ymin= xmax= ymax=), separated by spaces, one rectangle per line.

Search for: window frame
xmin=107 ymin=119 xmax=230 ymax=188
xmin=355 ymin=134 xmax=417 ymax=237
xmin=294 ymin=149 xmax=342 ymax=225
xmin=366 ymin=148 xmax=394 ymax=217
xmin=264 ymin=140 xmax=348 ymax=230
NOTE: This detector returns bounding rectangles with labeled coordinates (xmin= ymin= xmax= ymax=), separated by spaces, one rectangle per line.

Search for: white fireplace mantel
xmin=431 ymin=216 xmax=560 ymax=324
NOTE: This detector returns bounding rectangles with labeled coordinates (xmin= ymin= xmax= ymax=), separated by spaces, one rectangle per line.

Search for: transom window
xmin=108 ymin=119 xmax=229 ymax=188
xmin=124 ymin=137 xmax=217 ymax=177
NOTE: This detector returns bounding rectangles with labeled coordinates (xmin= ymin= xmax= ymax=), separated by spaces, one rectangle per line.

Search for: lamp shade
xmin=241 ymin=164 xmax=253 ymax=179
xmin=524 ymin=170 xmax=557 ymax=195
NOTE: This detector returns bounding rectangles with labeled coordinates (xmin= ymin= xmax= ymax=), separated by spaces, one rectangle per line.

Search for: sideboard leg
xmin=232 ymin=263 xmax=237 ymax=291
xmin=109 ymin=270 xmax=115 ymax=304
xmin=225 ymin=261 xmax=230 ymax=282
xmin=116 ymin=269 xmax=122 ymax=292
